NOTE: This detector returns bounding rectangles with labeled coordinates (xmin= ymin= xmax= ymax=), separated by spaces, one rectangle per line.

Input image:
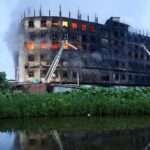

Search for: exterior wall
xmin=16 ymin=16 xmax=150 ymax=86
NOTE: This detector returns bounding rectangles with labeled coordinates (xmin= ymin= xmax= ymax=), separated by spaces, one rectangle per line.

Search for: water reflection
xmin=1 ymin=117 xmax=150 ymax=150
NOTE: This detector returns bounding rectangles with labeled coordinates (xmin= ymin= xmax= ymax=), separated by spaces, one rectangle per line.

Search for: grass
xmin=0 ymin=88 xmax=150 ymax=118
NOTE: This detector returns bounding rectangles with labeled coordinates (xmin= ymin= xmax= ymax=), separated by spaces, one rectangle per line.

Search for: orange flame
xmin=51 ymin=43 xmax=58 ymax=49
xmin=40 ymin=42 xmax=48 ymax=49
xmin=64 ymin=44 xmax=69 ymax=49
xmin=26 ymin=41 xmax=35 ymax=50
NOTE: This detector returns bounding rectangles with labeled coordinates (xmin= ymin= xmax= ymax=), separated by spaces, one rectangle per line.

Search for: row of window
xmin=114 ymin=73 xmax=150 ymax=82
xmin=26 ymin=41 xmax=72 ymax=50
xmin=28 ymin=20 xmax=96 ymax=32
xmin=28 ymin=70 xmax=77 ymax=78
xmin=28 ymin=31 xmax=99 ymax=42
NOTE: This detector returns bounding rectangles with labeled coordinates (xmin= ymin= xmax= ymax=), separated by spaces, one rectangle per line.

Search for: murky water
xmin=1 ymin=117 xmax=150 ymax=150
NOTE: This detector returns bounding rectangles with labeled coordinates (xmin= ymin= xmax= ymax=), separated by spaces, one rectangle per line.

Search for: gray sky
xmin=0 ymin=0 xmax=150 ymax=79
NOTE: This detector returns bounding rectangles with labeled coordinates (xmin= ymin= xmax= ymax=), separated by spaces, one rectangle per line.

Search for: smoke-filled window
xmin=41 ymin=20 xmax=47 ymax=27
xmin=28 ymin=54 xmax=35 ymax=61
xmin=72 ymin=34 xmax=78 ymax=41
xmin=102 ymin=75 xmax=109 ymax=81
xmin=28 ymin=70 xmax=34 ymax=78
xmin=82 ymin=35 xmax=88 ymax=42
xmin=51 ymin=31 xmax=58 ymax=40
xmin=101 ymin=38 xmax=109 ymax=48
xmin=63 ymin=71 xmax=68 ymax=78
xmin=90 ymin=26 xmax=95 ymax=32
xmin=72 ymin=23 xmax=78 ymax=29
xmin=72 ymin=72 xmax=77 ymax=78
xmin=114 ymin=73 xmax=119 ymax=80
xmin=90 ymin=36 xmax=96 ymax=43
xmin=40 ymin=31 xmax=47 ymax=38
xmin=29 ymin=32 xmax=36 ymax=40
xmin=28 ymin=20 xmax=34 ymax=28
xmin=40 ymin=70 xmax=47 ymax=78
xmin=40 ymin=53 xmax=47 ymax=61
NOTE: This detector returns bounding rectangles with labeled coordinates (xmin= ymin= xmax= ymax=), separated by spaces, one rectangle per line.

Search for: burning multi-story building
xmin=16 ymin=9 xmax=150 ymax=86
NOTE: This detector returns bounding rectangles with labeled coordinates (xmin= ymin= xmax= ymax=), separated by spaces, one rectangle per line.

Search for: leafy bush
xmin=0 ymin=88 xmax=150 ymax=118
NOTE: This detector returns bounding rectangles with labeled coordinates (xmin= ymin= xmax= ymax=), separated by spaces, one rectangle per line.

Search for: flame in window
xmin=72 ymin=23 xmax=78 ymax=29
xmin=62 ymin=21 xmax=68 ymax=28
xmin=40 ymin=42 xmax=48 ymax=49
xmin=51 ymin=43 xmax=58 ymax=49
xmin=26 ymin=41 xmax=35 ymax=50
xmin=90 ymin=26 xmax=95 ymax=32
xmin=64 ymin=44 xmax=69 ymax=49
xmin=82 ymin=24 xmax=87 ymax=31
xmin=52 ymin=21 xmax=58 ymax=27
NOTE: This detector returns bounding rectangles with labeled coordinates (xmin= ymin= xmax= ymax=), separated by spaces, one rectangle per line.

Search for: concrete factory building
xmin=16 ymin=10 xmax=150 ymax=86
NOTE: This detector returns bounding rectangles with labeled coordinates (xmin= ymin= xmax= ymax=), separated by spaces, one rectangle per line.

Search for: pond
xmin=0 ymin=117 xmax=150 ymax=150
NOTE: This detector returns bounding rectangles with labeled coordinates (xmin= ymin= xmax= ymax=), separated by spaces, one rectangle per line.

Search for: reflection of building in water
xmin=11 ymin=128 xmax=150 ymax=150
xmin=12 ymin=132 xmax=60 ymax=150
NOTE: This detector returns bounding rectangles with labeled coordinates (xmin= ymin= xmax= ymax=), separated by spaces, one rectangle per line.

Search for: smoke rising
xmin=2 ymin=0 xmax=150 ymax=79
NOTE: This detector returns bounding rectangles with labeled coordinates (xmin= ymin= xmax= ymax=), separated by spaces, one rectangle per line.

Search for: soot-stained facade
xmin=16 ymin=14 xmax=150 ymax=86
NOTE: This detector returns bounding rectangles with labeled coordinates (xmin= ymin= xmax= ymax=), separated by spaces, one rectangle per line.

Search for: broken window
xmin=62 ymin=21 xmax=68 ymax=28
xmin=82 ymin=24 xmax=87 ymax=31
xmin=41 ymin=70 xmax=47 ymax=78
xmin=51 ymin=43 xmax=58 ymax=50
xmin=114 ymin=40 xmax=119 ymax=46
xmin=72 ymin=72 xmax=77 ymax=78
xmin=40 ymin=53 xmax=48 ymax=61
xmin=82 ymin=35 xmax=88 ymax=42
xmin=114 ymin=31 xmax=119 ymax=38
xmin=40 ymin=31 xmax=47 ymax=38
xmin=51 ymin=31 xmax=58 ymax=40
xmin=134 ymin=53 xmax=138 ymax=59
xmin=28 ymin=54 xmax=35 ymax=61
xmin=121 ymin=74 xmax=126 ymax=80
xmin=63 ymin=71 xmax=68 ymax=78
xmin=90 ymin=36 xmax=96 ymax=43
xmin=72 ymin=34 xmax=78 ymax=41
xmin=128 ymin=52 xmax=132 ymax=58
xmin=63 ymin=33 xmax=68 ymax=40
xmin=72 ymin=23 xmax=78 ymax=29
xmin=28 ymin=70 xmax=34 ymax=77
xmin=52 ymin=20 xmax=58 ymax=27
xmin=101 ymin=39 xmax=108 ymax=48
xmin=29 ymin=32 xmax=36 ymax=40
xmin=90 ymin=26 xmax=95 ymax=32
xmin=82 ymin=44 xmax=88 ymax=51
xmin=64 ymin=44 xmax=69 ymax=50
xmin=114 ymin=73 xmax=119 ymax=80
xmin=102 ymin=75 xmax=109 ymax=81
xmin=115 ymin=60 xmax=119 ymax=67
xmin=40 ymin=42 xmax=48 ymax=49
xmin=90 ymin=45 xmax=96 ymax=52
xmin=28 ymin=20 xmax=34 ymax=28
xmin=128 ymin=75 xmax=132 ymax=81
xmin=26 ymin=41 xmax=35 ymax=50
xmin=41 ymin=20 xmax=47 ymax=27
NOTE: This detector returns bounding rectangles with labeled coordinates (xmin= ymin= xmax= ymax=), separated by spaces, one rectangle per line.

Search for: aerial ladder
xmin=44 ymin=40 xmax=77 ymax=83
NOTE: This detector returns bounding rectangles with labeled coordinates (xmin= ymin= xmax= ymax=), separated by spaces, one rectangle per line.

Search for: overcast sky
xmin=0 ymin=0 xmax=150 ymax=79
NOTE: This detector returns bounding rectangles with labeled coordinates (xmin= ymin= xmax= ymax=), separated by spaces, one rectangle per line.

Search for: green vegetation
xmin=0 ymin=88 xmax=150 ymax=118
xmin=0 ymin=72 xmax=9 ymax=93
